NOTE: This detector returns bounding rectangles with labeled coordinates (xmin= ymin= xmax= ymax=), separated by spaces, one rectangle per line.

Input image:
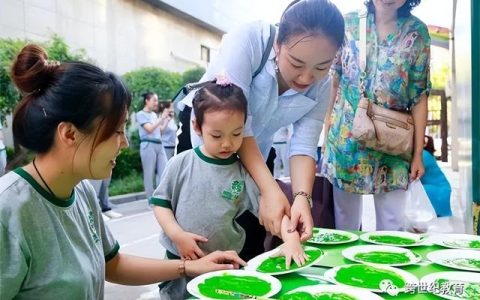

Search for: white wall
xmin=0 ymin=0 xmax=222 ymax=74
xmin=453 ymin=0 xmax=473 ymax=233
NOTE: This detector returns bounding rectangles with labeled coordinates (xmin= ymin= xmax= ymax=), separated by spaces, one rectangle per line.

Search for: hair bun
xmin=11 ymin=44 xmax=60 ymax=94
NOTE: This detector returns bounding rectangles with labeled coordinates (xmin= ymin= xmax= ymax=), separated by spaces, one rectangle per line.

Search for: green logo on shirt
xmin=221 ymin=180 xmax=244 ymax=202
xmin=87 ymin=211 xmax=100 ymax=243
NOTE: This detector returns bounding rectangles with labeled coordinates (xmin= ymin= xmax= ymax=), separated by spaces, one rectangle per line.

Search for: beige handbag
xmin=351 ymin=12 xmax=414 ymax=161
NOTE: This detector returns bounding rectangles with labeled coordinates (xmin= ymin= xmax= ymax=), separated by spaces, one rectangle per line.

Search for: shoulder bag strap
xmin=174 ymin=24 xmax=277 ymax=101
xmin=253 ymin=24 xmax=276 ymax=78
xmin=359 ymin=11 xmax=368 ymax=97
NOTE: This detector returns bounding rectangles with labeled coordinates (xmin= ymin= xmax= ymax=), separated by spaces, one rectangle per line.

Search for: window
xmin=201 ymin=45 xmax=210 ymax=63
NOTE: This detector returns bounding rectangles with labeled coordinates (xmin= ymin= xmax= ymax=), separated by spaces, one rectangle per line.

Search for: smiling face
xmin=192 ymin=109 xmax=245 ymax=159
xmin=73 ymin=112 xmax=129 ymax=179
xmin=275 ymin=33 xmax=338 ymax=92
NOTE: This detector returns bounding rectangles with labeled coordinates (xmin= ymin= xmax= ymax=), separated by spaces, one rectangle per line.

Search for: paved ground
xmin=104 ymin=162 xmax=465 ymax=299
xmin=104 ymin=201 xmax=163 ymax=300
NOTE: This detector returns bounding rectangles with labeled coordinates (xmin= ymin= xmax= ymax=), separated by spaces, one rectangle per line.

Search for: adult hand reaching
xmin=290 ymin=195 xmax=314 ymax=242
xmin=185 ymin=250 xmax=247 ymax=277
xmin=258 ymin=188 xmax=291 ymax=237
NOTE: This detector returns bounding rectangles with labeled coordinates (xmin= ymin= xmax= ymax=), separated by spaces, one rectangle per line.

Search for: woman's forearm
xmin=238 ymin=137 xmax=278 ymax=193
xmin=411 ymin=94 xmax=428 ymax=157
xmin=290 ymin=155 xmax=316 ymax=196
xmin=106 ymin=254 xmax=184 ymax=285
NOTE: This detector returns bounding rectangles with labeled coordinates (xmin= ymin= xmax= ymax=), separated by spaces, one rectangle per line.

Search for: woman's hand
xmin=410 ymin=154 xmax=425 ymax=181
xmin=290 ymin=195 xmax=314 ymax=242
xmin=185 ymin=250 xmax=247 ymax=277
xmin=259 ymin=189 xmax=291 ymax=237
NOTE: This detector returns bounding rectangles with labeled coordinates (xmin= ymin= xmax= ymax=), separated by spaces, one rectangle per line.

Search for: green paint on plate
xmin=335 ymin=264 xmax=406 ymax=290
xmin=310 ymin=232 xmax=351 ymax=243
xmin=446 ymin=258 xmax=480 ymax=270
xmin=280 ymin=291 xmax=357 ymax=300
xmin=354 ymin=251 xmax=411 ymax=264
xmin=198 ymin=274 xmax=271 ymax=299
xmin=368 ymin=235 xmax=416 ymax=245
xmin=257 ymin=249 xmax=323 ymax=273
xmin=435 ymin=279 xmax=480 ymax=299
xmin=469 ymin=240 xmax=480 ymax=248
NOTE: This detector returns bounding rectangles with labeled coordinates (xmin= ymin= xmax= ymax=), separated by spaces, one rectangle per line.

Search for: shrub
xmin=0 ymin=35 xmax=88 ymax=124
xmin=182 ymin=67 xmax=205 ymax=85
xmin=109 ymin=171 xmax=144 ymax=196
xmin=123 ymin=68 xmax=183 ymax=112
xmin=111 ymin=148 xmax=142 ymax=180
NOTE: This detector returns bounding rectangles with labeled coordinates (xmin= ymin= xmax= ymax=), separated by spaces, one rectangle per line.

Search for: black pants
xmin=176 ymin=106 xmax=193 ymax=154
xmin=238 ymin=148 xmax=275 ymax=260
xmin=176 ymin=108 xmax=276 ymax=260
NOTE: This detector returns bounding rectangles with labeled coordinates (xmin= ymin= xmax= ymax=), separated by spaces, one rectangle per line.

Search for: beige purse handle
xmin=359 ymin=10 xmax=368 ymax=96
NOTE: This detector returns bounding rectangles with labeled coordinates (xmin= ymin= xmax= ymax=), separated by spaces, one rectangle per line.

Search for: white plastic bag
xmin=404 ymin=180 xmax=437 ymax=233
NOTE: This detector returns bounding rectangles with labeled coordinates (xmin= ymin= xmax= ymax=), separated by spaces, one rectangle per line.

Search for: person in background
xmin=322 ymin=0 xmax=430 ymax=231
xmin=421 ymin=135 xmax=452 ymax=217
xmin=0 ymin=44 xmax=245 ymax=300
xmin=273 ymin=125 xmax=292 ymax=178
xmin=177 ymin=0 xmax=345 ymax=255
xmin=89 ymin=178 xmax=122 ymax=220
xmin=136 ymin=92 xmax=170 ymax=199
xmin=158 ymin=101 xmax=177 ymax=160
xmin=0 ymin=122 xmax=6 ymax=176
xmin=151 ymin=80 xmax=305 ymax=299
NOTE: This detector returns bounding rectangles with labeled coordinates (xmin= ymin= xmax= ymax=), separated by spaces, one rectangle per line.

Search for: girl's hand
xmin=172 ymin=231 xmax=208 ymax=260
xmin=270 ymin=242 xmax=306 ymax=270
xmin=186 ymin=250 xmax=247 ymax=277
xmin=278 ymin=215 xmax=306 ymax=269
xmin=410 ymin=154 xmax=425 ymax=181
xmin=259 ymin=189 xmax=291 ymax=237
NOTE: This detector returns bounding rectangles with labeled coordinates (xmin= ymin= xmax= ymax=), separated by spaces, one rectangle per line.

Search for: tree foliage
xmin=0 ymin=35 xmax=88 ymax=124
xmin=123 ymin=67 xmax=183 ymax=112
xmin=181 ymin=66 xmax=205 ymax=85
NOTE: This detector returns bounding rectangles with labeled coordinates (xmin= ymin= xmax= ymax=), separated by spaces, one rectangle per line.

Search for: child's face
xmin=73 ymin=113 xmax=129 ymax=179
xmin=193 ymin=109 xmax=245 ymax=159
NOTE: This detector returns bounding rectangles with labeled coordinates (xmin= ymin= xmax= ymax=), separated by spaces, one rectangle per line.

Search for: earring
xmin=274 ymin=57 xmax=279 ymax=73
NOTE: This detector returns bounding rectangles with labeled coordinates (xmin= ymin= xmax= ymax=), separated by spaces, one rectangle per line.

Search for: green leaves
xmin=0 ymin=35 xmax=88 ymax=124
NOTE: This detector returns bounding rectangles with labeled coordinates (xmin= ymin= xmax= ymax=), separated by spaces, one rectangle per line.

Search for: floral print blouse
xmin=322 ymin=11 xmax=431 ymax=194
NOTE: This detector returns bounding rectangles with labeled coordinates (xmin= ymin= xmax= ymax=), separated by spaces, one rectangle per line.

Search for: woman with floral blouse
xmin=322 ymin=0 xmax=430 ymax=231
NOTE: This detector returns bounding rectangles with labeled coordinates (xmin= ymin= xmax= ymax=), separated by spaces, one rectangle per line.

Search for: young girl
xmin=177 ymin=0 xmax=346 ymax=251
xmin=0 ymin=45 xmax=245 ymax=299
xmin=151 ymin=79 xmax=306 ymax=299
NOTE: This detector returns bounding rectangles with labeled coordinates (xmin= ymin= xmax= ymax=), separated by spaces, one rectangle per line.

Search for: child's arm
xmin=277 ymin=215 xmax=307 ymax=269
xmin=152 ymin=206 xmax=208 ymax=260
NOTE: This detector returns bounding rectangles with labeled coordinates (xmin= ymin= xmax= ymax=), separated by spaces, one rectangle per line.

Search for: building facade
xmin=0 ymin=0 xmax=223 ymax=74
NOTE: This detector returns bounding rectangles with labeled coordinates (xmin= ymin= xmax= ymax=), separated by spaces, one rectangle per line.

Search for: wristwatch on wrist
xmin=293 ymin=191 xmax=313 ymax=208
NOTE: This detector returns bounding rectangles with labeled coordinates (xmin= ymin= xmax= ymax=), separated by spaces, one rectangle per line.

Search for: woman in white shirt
xmin=178 ymin=0 xmax=345 ymax=255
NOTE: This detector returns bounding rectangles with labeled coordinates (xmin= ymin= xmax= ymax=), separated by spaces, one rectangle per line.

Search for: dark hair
xmin=192 ymin=81 xmax=247 ymax=128
xmin=424 ymin=135 xmax=435 ymax=155
xmin=278 ymin=0 xmax=345 ymax=49
xmin=158 ymin=101 xmax=172 ymax=113
xmin=142 ymin=92 xmax=156 ymax=106
xmin=364 ymin=0 xmax=421 ymax=18
xmin=11 ymin=44 xmax=131 ymax=154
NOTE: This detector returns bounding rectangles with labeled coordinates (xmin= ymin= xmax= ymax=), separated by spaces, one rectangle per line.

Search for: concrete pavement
xmin=104 ymin=200 xmax=163 ymax=300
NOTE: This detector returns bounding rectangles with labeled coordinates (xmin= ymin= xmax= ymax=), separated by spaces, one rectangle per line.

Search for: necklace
xmin=32 ymin=158 xmax=57 ymax=199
